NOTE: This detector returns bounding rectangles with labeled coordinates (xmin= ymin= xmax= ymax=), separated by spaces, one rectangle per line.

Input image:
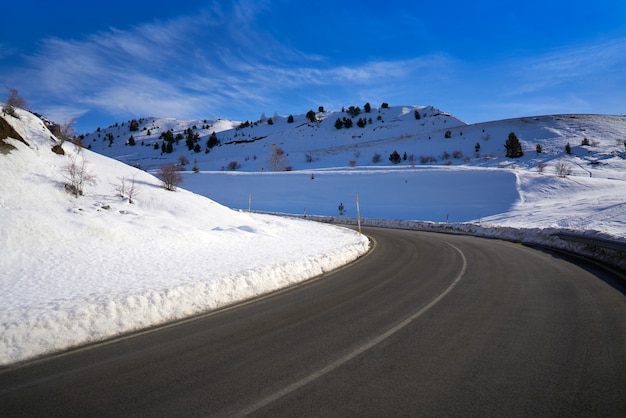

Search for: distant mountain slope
xmin=81 ymin=106 xmax=626 ymax=179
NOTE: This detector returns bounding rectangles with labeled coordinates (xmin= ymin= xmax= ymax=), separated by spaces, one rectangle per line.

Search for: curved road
xmin=1 ymin=227 xmax=625 ymax=416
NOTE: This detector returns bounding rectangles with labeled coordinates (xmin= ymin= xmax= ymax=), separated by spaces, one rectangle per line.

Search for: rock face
xmin=0 ymin=115 xmax=28 ymax=154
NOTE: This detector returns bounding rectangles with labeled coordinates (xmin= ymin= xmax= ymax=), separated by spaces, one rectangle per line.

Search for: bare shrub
xmin=49 ymin=118 xmax=78 ymax=146
xmin=419 ymin=155 xmax=437 ymax=164
xmin=537 ymin=162 xmax=547 ymax=173
xmin=227 ymin=160 xmax=241 ymax=170
xmin=116 ymin=175 xmax=140 ymax=203
xmin=4 ymin=88 xmax=28 ymax=116
xmin=452 ymin=150 xmax=464 ymax=159
xmin=158 ymin=163 xmax=183 ymax=191
xmin=127 ymin=176 xmax=140 ymax=203
xmin=555 ymin=161 xmax=572 ymax=177
xmin=268 ymin=144 xmax=289 ymax=171
xmin=349 ymin=160 xmax=357 ymax=167
xmin=64 ymin=154 xmax=96 ymax=196
xmin=372 ymin=153 xmax=381 ymax=163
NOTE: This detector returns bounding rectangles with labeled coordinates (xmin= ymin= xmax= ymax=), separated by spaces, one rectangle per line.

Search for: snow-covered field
xmin=2 ymin=104 xmax=626 ymax=366
xmin=0 ymin=109 xmax=368 ymax=366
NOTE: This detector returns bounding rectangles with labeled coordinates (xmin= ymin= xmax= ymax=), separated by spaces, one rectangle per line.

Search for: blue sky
xmin=2 ymin=0 xmax=625 ymax=133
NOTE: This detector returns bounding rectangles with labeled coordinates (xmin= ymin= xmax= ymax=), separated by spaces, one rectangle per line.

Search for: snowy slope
xmin=0 ymin=107 xmax=369 ymax=365
xmin=85 ymin=106 xmax=626 ymax=177
xmin=85 ymin=105 xmax=626 ymax=237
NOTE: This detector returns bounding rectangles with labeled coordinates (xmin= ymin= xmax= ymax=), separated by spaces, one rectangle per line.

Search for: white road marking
xmin=237 ymin=242 xmax=468 ymax=416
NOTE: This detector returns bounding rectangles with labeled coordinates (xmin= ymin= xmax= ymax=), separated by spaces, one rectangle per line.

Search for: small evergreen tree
xmin=306 ymin=110 xmax=316 ymax=123
xmin=445 ymin=130 xmax=452 ymax=138
xmin=343 ymin=117 xmax=353 ymax=129
xmin=389 ymin=150 xmax=401 ymax=164
xmin=347 ymin=106 xmax=361 ymax=118
xmin=536 ymin=144 xmax=543 ymax=154
xmin=129 ymin=119 xmax=139 ymax=131
xmin=207 ymin=132 xmax=218 ymax=149
xmin=381 ymin=102 xmax=389 ymax=109
xmin=334 ymin=118 xmax=344 ymax=129
xmin=475 ymin=142 xmax=481 ymax=153
xmin=505 ymin=132 xmax=524 ymax=158
xmin=287 ymin=114 xmax=294 ymax=123
xmin=565 ymin=142 xmax=572 ymax=155
xmin=364 ymin=102 xmax=371 ymax=113
xmin=414 ymin=109 xmax=421 ymax=120
xmin=128 ymin=135 xmax=136 ymax=146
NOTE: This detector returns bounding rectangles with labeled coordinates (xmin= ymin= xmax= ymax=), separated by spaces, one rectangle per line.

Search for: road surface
xmin=1 ymin=227 xmax=625 ymax=416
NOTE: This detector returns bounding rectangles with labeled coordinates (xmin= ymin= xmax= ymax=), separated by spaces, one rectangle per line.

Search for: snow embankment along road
xmin=0 ymin=108 xmax=370 ymax=366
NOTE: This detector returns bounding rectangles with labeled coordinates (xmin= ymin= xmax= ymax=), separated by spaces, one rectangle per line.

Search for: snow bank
xmin=0 ymin=108 xmax=369 ymax=366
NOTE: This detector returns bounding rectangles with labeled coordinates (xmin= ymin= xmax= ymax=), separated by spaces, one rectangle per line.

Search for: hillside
xmin=0 ymin=106 xmax=368 ymax=365
xmin=84 ymin=105 xmax=626 ymax=177
xmin=81 ymin=104 xmax=626 ymax=234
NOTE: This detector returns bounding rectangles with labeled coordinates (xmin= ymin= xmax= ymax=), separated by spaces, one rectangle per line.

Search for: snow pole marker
xmin=356 ymin=193 xmax=361 ymax=234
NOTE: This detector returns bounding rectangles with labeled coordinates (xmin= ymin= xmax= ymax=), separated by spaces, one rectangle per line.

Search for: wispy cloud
xmin=11 ymin=1 xmax=453 ymax=127
xmin=508 ymin=38 xmax=626 ymax=96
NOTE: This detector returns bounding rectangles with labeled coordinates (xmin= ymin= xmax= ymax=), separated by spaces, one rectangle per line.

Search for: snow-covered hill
xmin=0 ymin=106 xmax=368 ymax=366
xmin=84 ymin=104 xmax=626 ymax=234
xmin=84 ymin=105 xmax=626 ymax=177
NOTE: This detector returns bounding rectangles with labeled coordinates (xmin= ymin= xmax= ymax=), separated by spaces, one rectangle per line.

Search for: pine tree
xmin=389 ymin=150 xmax=401 ymax=164
xmin=505 ymin=132 xmax=523 ymax=158
xmin=207 ymin=132 xmax=218 ymax=149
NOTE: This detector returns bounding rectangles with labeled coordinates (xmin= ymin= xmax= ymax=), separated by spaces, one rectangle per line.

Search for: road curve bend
xmin=1 ymin=227 xmax=625 ymax=416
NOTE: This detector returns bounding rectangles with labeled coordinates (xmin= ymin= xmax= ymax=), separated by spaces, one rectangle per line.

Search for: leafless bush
xmin=158 ymin=163 xmax=183 ymax=191
xmin=372 ymin=153 xmax=381 ymax=163
xmin=51 ymin=118 xmax=78 ymax=145
xmin=268 ymin=144 xmax=289 ymax=171
xmin=537 ymin=162 xmax=547 ymax=173
xmin=349 ymin=160 xmax=357 ymax=167
xmin=227 ymin=160 xmax=241 ymax=170
xmin=419 ymin=155 xmax=437 ymax=164
xmin=6 ymin=87 xmax=28 ymax=109
xmin=555 ymin=161 xmax=572 ymax=177
xmin=116 ymin=175 xmax=140 ymax=203
xmin=4 ymin=88 xmax=28 ymax=117
xmin=64 ymin=154 xmax=96 ymax=196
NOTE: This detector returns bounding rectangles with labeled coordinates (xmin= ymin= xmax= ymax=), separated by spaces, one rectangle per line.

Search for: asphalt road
xmin=1 ymin=227 xmax=625 ymax=417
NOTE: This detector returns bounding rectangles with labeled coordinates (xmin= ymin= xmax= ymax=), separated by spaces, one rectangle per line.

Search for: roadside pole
xmin=356 ymin=193 xmax=361 ymax=234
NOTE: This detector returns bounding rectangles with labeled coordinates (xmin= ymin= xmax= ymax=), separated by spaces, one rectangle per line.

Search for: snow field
xmin=0 ymin=109 xmax=369 ymax=365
